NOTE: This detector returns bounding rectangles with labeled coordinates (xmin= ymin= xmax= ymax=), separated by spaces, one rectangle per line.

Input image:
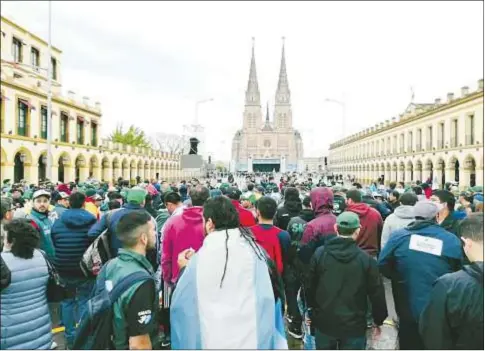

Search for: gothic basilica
xmin=231 ymin=39 xmax=304 ymax=173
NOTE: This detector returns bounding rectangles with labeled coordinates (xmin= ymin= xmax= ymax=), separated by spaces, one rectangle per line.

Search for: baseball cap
xmin=33 ymin=189 xmax=51 ymax=200
xmin=336 ymin=211 xmax=360 ymax=231
xmin=58 ymin=192 xmax=69 ymax=199
xmin=85 ymin=189 xmax=97 ymax=198
xmin=127 ymin=187 xmax=147 ymax=205
xmin=226 ymin=187 xmax=241 ymax=200
xmin=414 ymin=200 xmax=439 ymax=219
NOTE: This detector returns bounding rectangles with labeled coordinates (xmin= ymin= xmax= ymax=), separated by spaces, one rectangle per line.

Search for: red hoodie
xmin=346 ymin=202 xmax=383 ymax=256
xmin=301 ymin=187 xmax=337 ymax=244
xmin=230 ymin=200 xmax=256 ymax=227
xmin=161 ymin=206 xmax=205 ymax=284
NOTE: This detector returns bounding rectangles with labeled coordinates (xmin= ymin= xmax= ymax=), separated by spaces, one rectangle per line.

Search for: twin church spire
xmin=244 ymin=37 xmax=290 ymax=107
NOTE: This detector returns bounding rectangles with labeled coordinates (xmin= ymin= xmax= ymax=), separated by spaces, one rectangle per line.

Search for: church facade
xmin=231 ymin=39 xmax=304 ymax=173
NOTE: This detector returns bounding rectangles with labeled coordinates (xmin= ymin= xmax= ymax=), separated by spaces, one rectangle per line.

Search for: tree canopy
xmin=109 ymin=124 xmax=151 ymax=148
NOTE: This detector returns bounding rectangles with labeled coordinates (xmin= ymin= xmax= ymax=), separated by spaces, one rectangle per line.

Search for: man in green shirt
xmin=107 ymin=210 xmax=159 ymax=350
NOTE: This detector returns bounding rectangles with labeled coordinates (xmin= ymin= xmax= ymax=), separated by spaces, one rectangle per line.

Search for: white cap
xmin=33 ymin=189 xmax=51 ymax=200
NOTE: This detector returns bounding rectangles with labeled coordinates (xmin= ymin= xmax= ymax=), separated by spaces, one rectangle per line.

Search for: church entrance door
xmin=253 ymin=163 xmax=280 ymax=172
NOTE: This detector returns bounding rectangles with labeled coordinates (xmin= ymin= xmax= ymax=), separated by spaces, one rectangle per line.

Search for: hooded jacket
xmin=419 ymin=262 xmax=483 ymax=350
xmin=301 ymin=188 xmax=337 ymax=245
xmin=346 ymin=202 xmax=383 ymax=256
xmin=306 ymin=236 xmax=387 ymax=338
xmin=162 ymin=206 xmax=205 ymax=284
xmin=378 ymin=220 xmax=463 ymax=323
xmin=381 ymin=205 xmax=415 ymax=250
xmin=51 ymin=208 xmax=97 ymax=278
xmin=230 ymin=200 xmax=256 ymax=227
xmin=274 ymin=200 xmax=302 ymax=232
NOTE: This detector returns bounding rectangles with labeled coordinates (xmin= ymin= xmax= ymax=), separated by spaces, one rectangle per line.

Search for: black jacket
xmin=419 ymin=262 xmax=484 ymax=350
xmin=306 ymin=236 xmax=387 ymax=338
xmin=274 ymin=201 xmax=302 ymax=232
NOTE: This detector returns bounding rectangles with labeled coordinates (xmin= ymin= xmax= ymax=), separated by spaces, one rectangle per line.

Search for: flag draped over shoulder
xmin=170 ymin=228 xmax=288 ymax=350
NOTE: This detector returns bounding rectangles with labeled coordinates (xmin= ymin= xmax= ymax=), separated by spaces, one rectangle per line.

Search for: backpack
xmin=73 ymin=263 xmax=153 ymax=350
xmin=80 ymin=210 xmax=119 ymax=278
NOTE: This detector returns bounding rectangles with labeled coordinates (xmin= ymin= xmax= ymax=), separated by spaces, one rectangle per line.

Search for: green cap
xmin=85 ymin=189 xmax=97 ymax=197
xmin=337 ymin=211 xmax=360 ymax=230
xmin=127 ymin=187 xmax=147 ymax=205
xmin=470 ymin=185 xmax=483 ymax=193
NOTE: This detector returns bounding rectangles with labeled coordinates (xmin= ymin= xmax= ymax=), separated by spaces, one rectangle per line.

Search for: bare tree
xmin=152 ymin=132 xmax=188 ymax=154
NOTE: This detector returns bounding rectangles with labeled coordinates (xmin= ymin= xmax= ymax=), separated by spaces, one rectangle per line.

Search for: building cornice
xmin=329 ymin=90 xmax=484 ymax=150
xmin=1 ymin=16 xmax=63 ymax=54
xmin=0 ymin=134 xmax=180 ymax=162
xmin=1 ymin=78 xmax=102 ymax=117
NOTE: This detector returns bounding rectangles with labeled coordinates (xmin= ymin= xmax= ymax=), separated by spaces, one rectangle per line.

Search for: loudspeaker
xmin=189 ymin=138 xmax=199 ymax=155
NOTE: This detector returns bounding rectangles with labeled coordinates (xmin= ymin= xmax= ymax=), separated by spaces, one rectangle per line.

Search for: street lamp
xmin=324 ymin=97 xmax=346 ymax=140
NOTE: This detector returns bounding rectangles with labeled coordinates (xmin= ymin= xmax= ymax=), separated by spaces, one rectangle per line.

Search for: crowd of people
xmin=0 ymin=172 xmax=483 ymax=350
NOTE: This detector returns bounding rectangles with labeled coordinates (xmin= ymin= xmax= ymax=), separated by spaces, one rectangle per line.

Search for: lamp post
xmin=190 ymin=98 xmax=214 ymax=160
xmin=324 ymin=97 xmax=346 ymax=140
xmin=46 ymin=0 xmax=53 ymax=181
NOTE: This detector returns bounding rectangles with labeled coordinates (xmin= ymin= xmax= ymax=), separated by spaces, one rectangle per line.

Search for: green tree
xmin=109 ymin=124 xmax=151 ymax=148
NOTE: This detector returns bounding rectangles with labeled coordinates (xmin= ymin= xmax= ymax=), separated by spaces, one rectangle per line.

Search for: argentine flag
xmin=170 ymin=228 xmax=288 ymax=349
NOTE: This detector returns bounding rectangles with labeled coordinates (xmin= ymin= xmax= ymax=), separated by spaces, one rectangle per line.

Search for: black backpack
xmin=73 ymin=263 xmax=153 ymax=350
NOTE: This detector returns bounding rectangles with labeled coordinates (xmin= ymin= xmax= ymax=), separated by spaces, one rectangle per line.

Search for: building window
xmin=40 ymin=106 xmax=48 ymax=139
xmin=427 ymin=126 xmax=433 ymax=150
xmin=408 ymin=131 xmax=413 ymax=152
xmin=77 ymin=118 xmax=84 ymax=144
xmin=17 ymin=100 xmax=28 ymax=136
xmin=451 ymin=119 xmax=458 ymax=147
xmin=31 ymin=47 xmax=40 ymax=71
xmin=466 ymin=114 xmax=474 ymax=145
xmin=387 ymin=137 xmax=391 ymax=154
xmin=393 ymin=135 xmax=397 ymax=154
xmin=51 ymin=57 xmax=57 ymax=80
xmin=12 ymin=37 xmax=22 ymax=63
xmin=400 ymin=133 xmax=405 ymax=153
xmin=60 ymin=112 xmax=69 ymax=142
xmin=91 ymin=122 xmax=97 ymax=146
xmin=416 ymin=129 xmax=422 ymax=151
xmin=438 ymin=122 xmax=444 ymax=149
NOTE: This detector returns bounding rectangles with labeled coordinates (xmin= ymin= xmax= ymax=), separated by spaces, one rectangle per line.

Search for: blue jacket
xmin=1 ymin=250 xmax=52 ymax=350
xmin=51 ymin=209 xmax=97 ymax=278
xmin=53 ymin=204 xmax=68 ymax=219
xmin=378 ymin=220 xmax=463 ymax=322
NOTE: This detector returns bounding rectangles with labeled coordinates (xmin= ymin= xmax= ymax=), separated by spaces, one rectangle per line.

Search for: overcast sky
xmin=2 ymin=1 xmax=483 ymax=161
